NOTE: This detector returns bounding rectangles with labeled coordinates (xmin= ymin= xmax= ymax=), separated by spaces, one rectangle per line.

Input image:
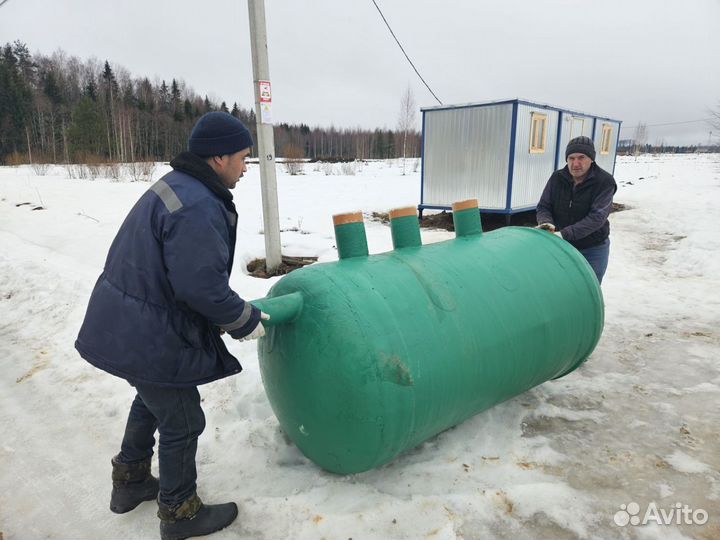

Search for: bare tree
xmin=397 ymin=86 xmax=417 ymax=175
xmin=633 ymin=122 xmax=647 ymax=158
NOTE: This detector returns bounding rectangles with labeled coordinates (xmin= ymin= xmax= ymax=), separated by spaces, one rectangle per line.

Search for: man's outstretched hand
xmin=239 ymin=311 xmax=271 ymax=341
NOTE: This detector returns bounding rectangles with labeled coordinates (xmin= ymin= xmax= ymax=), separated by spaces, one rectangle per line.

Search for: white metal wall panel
xmin=422 ymin=105 xmax=512 ymax=210
xmin=593 ymin=121 xmax=620 ymax=173
xmin=510 ymin=105 xmax=559 ymax=210
xmin=557 ymin=113 xmax=594 ymax=169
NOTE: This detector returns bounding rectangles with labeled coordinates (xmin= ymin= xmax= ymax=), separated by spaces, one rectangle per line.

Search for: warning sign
xmin=259 ymin=80 xmax=272 ymax=123
xmin=259 ymin=81 xmax=272 ymax=102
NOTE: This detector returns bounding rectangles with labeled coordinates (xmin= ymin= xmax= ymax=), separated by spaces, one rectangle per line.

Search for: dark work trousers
xmin=117 ymin=383 xmax=206 ymax=507
xmin=579 ymin=238 xmax=610 ymax=285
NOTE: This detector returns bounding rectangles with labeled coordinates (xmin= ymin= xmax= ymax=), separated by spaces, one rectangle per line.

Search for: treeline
xmin=274 ymin=122 xmax=416 ymax=162
xmin=0 ymin=41 xmax=421 ymax=165
xmin=617 ymin=143 xmax=720 ymax=155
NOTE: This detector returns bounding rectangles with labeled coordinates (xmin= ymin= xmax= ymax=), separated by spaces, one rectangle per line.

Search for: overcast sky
xmin=2 ymin=0 xmax=719 ymax=145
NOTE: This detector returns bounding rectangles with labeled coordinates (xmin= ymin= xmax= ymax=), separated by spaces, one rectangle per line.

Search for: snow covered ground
xmin=1 ymin=155 xmax=718 ymax=540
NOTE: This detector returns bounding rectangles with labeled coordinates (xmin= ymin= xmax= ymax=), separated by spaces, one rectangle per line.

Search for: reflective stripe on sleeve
xmin=150 ymin=179 xmax=183 ymax=213
xmin=220 ymin=303 xmax=253 ymax=332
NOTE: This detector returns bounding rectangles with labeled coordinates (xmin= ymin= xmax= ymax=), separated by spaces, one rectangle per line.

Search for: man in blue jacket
xmin=536 ymin=136 xmax=617 ymax=284
xmin=76 ymin=112 xmax=268 ymax=540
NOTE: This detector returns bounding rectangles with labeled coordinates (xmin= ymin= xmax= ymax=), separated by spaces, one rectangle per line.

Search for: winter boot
xmin=110 ymin=454 xmax=160 ymax=514
xmin=157 ymin=493 xmax=238 ymax=540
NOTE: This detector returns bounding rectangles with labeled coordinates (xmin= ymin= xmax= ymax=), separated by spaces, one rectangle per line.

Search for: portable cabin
xmin=418 ymin=98 xmax=621 ymax=220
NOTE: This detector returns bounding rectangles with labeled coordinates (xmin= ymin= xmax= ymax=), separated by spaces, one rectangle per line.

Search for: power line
xmin=369 ymin=0 xmax=443 ymax=105
xmin=621 ymin=118 xmax=715 ymax=130
xmin=0 ymin=0 xmax=13 ymax=8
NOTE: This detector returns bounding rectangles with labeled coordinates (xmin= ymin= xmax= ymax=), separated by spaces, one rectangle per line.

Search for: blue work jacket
xmin=75 ymin=153 xmax=260 ymax=387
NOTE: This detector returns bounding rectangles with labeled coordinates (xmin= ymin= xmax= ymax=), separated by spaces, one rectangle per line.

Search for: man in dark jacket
xmin=76 ymin=112 xmax=268 ymax=540
xmin=536 ymin=136 xmax=617 ymax=284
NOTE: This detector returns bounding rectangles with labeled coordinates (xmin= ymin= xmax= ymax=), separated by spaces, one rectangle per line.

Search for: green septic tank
xmin=251 ymin=199 xmax=604 ymax=474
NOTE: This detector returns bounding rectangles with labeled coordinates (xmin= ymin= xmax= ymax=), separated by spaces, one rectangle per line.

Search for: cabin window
xmin=530 ymin=113 xmax=547 ymax=153
xmin=600 ymin=124 xmax=613 ymax=155
xmin=570 ymin=117 xmax=585 ymax=138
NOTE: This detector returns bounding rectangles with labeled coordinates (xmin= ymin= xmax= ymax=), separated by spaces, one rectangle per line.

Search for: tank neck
xmin=333 ymin=212 xmax=369 ymax=259
xmin=389 ymin=207 xmax=422 ymax=249
xmin=452 ymin=199 xmax=483 ymax=237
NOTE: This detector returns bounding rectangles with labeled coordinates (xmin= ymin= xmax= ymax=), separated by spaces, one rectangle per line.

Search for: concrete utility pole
xmin=248 ymin=0 xmax=282 ymax=272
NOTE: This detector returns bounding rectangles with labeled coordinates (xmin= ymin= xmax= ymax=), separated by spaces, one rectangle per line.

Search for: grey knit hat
xmin=565 ymin=136 xmax=596 ymax=161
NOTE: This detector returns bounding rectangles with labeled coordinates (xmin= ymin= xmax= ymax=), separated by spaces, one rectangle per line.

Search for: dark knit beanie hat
xmin=565 ymin=136 xmax=596 ymax=161
xmin=188 ymin=112 xmax=253 ymax=157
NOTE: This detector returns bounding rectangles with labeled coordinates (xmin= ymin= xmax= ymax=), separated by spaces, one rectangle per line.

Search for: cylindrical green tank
xmin=251 ymin=200 xmax=604 ymax=474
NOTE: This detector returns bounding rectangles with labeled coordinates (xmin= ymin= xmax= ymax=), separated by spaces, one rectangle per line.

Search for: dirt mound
xmin=247 ymin=255 xmax=318 ymax=278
